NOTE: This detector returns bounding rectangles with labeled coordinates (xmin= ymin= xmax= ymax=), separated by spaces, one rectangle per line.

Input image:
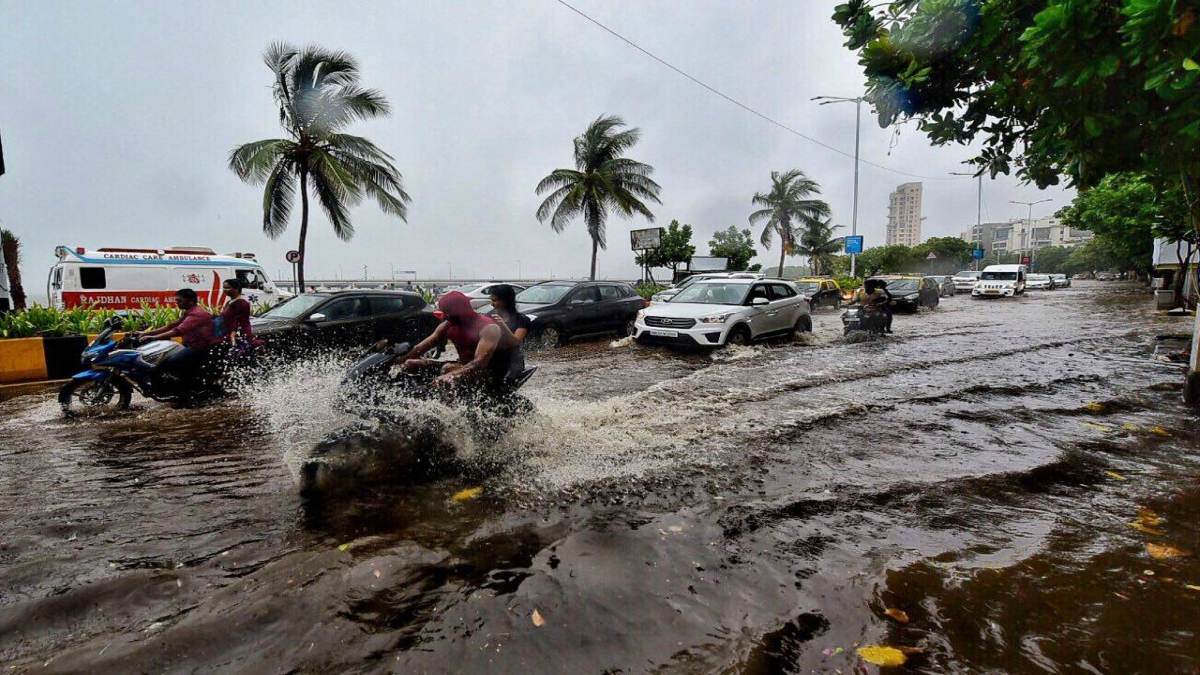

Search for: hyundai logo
xmin=659 ymin=318 xmax=676 ymax=325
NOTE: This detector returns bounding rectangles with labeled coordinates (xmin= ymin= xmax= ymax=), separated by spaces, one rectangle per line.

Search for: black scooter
xmin=301 ymin=342 xmax=538 ymax=497
xmin=841 ymin=305 xmax=888 ymax=336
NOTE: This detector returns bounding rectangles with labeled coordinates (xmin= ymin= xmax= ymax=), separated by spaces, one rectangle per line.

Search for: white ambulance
xmin=48 ymin=245 xmax=291 ymax=310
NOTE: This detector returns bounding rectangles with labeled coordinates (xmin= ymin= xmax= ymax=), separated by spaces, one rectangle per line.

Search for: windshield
xmin=956 ymin=270 xmax=980 ymax=278
xmin=885 ymin=280 xmax=919 ymax=293
xmin=670 ymin=283 xmax=749 ymax=305
xmin=795 ymin=282 xmax=820 ymax=293
xmin=259 ymin=294 xmax=328 ymax=320
xmin=1029 ymin=275 xmax=1049 ymax=281
xmin=517 ymin=284 xmax=572 ymax=305
xmin=981 ymin=271 xmax=1018 ymax=281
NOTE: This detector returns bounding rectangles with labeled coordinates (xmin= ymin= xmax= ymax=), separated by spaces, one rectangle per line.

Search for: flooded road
xmin=2 ymin=281 xmax=1198 ymax=673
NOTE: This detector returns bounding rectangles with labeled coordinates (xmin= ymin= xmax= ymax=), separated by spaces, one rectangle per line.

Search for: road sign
xmin=1021 ymin=255 xmax=1032 ymax=265
xmin=285 ymin=250 xmax=302 ymax=264
xmin=972 ymin=248 xmax=985 ymax=260
xmin=925 ymin=251 xmax=938 ymax=260
xmin=844 ymin=235 xmax=864 ymax=255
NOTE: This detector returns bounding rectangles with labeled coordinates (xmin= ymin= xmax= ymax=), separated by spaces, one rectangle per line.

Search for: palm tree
xmin=1 ymin=229 xmax=27 ymax=310
xmin=536 ymin=115 xmax=662 ymax=280
xmin=229 ymin=43 xmax=411 ymax=290
xmin=792 ymin=218 xmax=843 ymax=276
xmin=749 ymin=170 xmax=831 ymax=277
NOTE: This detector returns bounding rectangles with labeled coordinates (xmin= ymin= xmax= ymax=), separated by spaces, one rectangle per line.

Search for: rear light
xmin=434 ymin=310 xmax=445 ymax=321
xmin=76 ymin=247 xmax=85 ymax=254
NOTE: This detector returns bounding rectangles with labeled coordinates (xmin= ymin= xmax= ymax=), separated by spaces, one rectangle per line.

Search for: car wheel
xmin=538 ymin=325 xmax=562 ymax=348
xmin=798 ymin=314 xmax=813 ymax=333
xmin=931 ymin=295 xmax=940 ymax=308
xmin=727 ymin=325 xmax=751 ymax=347
xmin=616 ymin=318 xmax=636 ymax=338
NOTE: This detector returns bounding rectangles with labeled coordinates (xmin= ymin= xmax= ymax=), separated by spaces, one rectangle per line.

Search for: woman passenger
xmin=487 ymin=284 xmax=530 ymax=378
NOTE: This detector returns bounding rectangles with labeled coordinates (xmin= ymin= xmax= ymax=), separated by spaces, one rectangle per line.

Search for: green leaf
xmin=1083 ymin=117 xmax=1103 ymax=137
xmin=1184 ymin=57 xmax=1200 ymax=71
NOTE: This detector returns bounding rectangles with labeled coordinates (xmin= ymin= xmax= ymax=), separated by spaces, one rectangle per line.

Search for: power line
xmin=555 ymin=0 xmax=968 ymax=182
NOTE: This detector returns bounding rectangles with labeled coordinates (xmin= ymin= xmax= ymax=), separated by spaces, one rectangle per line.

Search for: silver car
xmin=635 ymin=278 xmax=811 ymax=348
xmin=1049 ymin=273 xmax=1070 ymax=288
xmin=650 ymin=272 xmax=765 ymax=303
xmin=951 ymin=270 xmax=981 ymax=292
xmin=443 ymin=282 xmax=527 ymax=309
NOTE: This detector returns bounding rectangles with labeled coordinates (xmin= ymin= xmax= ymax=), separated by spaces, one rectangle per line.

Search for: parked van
xmin=972 ymin=264 xmax=1027 ymax=298
xmin=48 ymin=246 xmax=290 ymax=310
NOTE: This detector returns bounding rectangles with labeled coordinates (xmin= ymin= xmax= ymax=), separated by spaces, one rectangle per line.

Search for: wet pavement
xmin=1 ymin=281 xmax=1198 ymax=673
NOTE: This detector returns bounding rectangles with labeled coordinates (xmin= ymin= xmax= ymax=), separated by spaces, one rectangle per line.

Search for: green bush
xmin=0 ymin=304 xmax=183 ymax=339
xmin=633 ymin=283 xmax=666 ymax=301
xmin=833 ymin=275 xmax=863 ymax=294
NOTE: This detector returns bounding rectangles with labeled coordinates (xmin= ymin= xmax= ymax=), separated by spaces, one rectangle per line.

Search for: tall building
xmin=886 ymin=182 xmax=923 ymax=246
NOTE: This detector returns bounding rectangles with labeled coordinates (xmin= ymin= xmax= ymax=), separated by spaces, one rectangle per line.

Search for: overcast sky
xmin=0 ymin=0 xmax=1072 ymax=293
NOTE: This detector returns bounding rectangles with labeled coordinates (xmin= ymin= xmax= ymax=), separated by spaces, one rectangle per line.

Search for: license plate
xmin=649 ymin=329 xmax=679 ymax=338
xmin=985 ymin=290 xmax=1000 ymax=295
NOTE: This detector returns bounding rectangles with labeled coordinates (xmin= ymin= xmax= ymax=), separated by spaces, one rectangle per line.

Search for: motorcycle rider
xmin=134 ymin=288 xmax=221 ymax=385
xmin=855 ymin=279 xmax=891 ymax=334
xmin=396 ymin=291 xmax=521 ymax=391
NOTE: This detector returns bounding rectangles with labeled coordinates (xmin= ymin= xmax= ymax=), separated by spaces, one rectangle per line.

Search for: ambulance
xmin=48 ymin=245 xmax=291 ymax=310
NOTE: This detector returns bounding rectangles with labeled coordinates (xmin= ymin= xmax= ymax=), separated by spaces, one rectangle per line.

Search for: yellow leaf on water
xmin=857 ymin=646 xmax=907 ymax=667
xmin=1083 ymin=402 xmax=1105 ymax=413
xmin=1150 ymin=426 xmax=1171 ymax=437
xmin=1147 ymin=544 xmax=1193 ymax=560
xmin=1128 ymin=521 xmax=1165 ymax=536
xmin=1184 ymin=585 xmax=1200 ymax=592
xmin=373 ymin=569 xmax=382 ymax=579
xmin=1122 ymin=423 xmax=1143 ymax=432
xmin=451 ymin=487 xmax=483 ymax=502
xmin=1137 ymin=507 xmax=1162 ymax=527
xmin=1105 ymin=471 xmax=1128 ymax=481
xmin=531 ymin=609 xmax=545 ymax=627
xmin=337 ymin=543 xmax=350 ymax=552
xmin=884 ymin=608 xmax=910 ymax=623
xmin=1081 ymin=421 xmax=1114 ymax=432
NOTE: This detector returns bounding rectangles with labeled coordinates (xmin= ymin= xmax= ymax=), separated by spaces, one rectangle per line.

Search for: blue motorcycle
xmin=58 ymin=317 xmax=222 ymax=415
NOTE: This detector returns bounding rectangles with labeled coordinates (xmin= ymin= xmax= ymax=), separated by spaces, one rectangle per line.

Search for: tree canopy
xmin=708 ymin=226 xmax=761 ymax=271
xmin=636 ymin=220 xmax=696 ymax=275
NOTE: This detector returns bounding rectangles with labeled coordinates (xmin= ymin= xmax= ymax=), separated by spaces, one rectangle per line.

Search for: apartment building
xmin=886 ymin=182 xmax=923 ymax=246
xmin=960 ymin=217 xmax=1093 ymax=254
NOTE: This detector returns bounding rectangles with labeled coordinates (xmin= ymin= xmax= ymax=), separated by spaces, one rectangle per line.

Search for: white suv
xmin=634 ymin=278 xmax=811 ymax=348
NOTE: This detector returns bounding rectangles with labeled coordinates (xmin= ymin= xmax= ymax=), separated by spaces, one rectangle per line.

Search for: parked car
xmin=951 ymin=270 xmax=982 ymax=292
xmin=251 ymin=290 xmax=439 ymax=353
xmin=972 ymin=264 xmax=1028 ymax=297
xmin=931 ymin=275 xmax=957 ymax=297
xmin=634 ymin=278 xmax=811 ymax=348
xmin=1049 ymin=273 xmax=1071 ymax=288
xmin=443 ymin=282 xmax=527 ymax=309
xmin=793 ymin=277 xmax=844 ymax=309
xmin=1095 ymin=272 xmax=1115 ymax=281
xmin=871 ymin=275 xmax=940 ymax=311
xmin=515 ymin=281 xmax=644 ymax=347
xmin=1026 ymin=273 xmax=1055 ymax=290
xmin=650 ymin=272 xmax=765 ymax=303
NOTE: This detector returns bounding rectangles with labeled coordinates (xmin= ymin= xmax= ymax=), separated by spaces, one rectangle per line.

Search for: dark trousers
xmin=162 ymin=346 xmax=209 ymax=385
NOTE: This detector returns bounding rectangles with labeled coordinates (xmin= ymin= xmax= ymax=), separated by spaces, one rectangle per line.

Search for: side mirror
xmin=306 ymin=312 xmax=327 ymax=324
xmin=751 ymin=297 xmax=770 ymax=306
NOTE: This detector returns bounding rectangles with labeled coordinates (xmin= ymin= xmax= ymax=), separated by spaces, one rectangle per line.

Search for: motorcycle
xmin=301 ymin=342 xmax=538 ymax=497
xmin=58 ymin=317 xmax=225 ymax=415
xmin=841 ymin=305 xmax=888 ymax=337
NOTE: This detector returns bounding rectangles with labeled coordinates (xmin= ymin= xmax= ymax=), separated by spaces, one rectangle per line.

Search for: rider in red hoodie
xmin=398 ymin=291 xmax=519 ymax=389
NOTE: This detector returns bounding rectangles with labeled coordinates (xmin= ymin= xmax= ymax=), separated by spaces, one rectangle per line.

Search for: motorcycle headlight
xmin=700 ymin=312 xmax=734 ymax=324
xmin=904 ymin=293 xmax=919 ymax=300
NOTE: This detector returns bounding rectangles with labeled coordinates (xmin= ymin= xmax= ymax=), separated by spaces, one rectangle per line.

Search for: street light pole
xmin=951 ymin=171 xmax=984 ymax=270
xmin=1010 ymin=198 xmax=1052 ymax=269
xmin=813 ymin=94 xmax=864 ymax=278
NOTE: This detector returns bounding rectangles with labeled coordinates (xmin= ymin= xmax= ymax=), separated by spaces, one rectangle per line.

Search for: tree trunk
xmin=1 ymin=231 xmax=26 ymax=310
xmin=590 ymin=238 xmax=599 ymax=281
xmin=587 ymin=207 xmax=600 ymax=281
xmin=298 ymin=169 xmax=309 ymax=292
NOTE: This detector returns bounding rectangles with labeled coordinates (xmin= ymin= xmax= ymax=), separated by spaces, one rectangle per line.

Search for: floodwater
xmin=1 ymin=281 xmax=1198 ymax=673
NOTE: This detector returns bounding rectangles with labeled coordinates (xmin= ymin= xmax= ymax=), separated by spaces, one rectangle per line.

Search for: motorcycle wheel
xmin=59 ymin=378 xmax=133 ymax=415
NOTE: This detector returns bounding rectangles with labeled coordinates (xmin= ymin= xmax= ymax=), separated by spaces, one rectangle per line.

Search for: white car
xmin=1026 ymin=273 xmax=1055 ymax=290
xmin=951 ymin=270 xmax=981 ymax=292
xmin=443 ymin=282 xmax=527 ymax=309
xmin=650 ymin=272 xmax=765 ymax=303
xmin=634 ymin=278 xmax=811 ymax=347
xmin=1049 ymin=273 xmax=1070 ymax=288
xmin=972 ymin=264 xmax=1027 ymax=298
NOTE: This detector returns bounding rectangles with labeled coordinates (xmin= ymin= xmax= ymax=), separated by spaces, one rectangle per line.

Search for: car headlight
xmin=700 ymin=312 xmax=735 ymax=324
xmin=904 ymin=293 xmax=919 ymax=300
xmin=636 ymin=310 xmax=645 ymax=321
xmin=524 ymin=313 xmax=538 ymax=320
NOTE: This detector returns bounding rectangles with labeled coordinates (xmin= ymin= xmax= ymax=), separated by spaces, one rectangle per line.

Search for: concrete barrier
xmin=0 ymin=334 xmax=174 ymax=385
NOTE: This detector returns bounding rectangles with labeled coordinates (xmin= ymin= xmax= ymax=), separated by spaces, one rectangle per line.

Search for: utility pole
xmin=1010 ymin=198 xmax=1052 ymax=269
xmin=951 ymin=172 xmax=984 ymax=270
xmin=813 ymin=95 xmax=863 ymax=278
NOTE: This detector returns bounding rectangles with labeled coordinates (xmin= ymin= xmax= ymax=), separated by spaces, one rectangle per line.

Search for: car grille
xmin=645 ymin=316 xmax=697 ymax=329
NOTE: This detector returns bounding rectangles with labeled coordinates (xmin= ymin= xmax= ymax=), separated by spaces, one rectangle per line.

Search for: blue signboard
xmin=844 ymin=235 xmax=864 ymax=255
xmin=972 ymin=248 xmax=985 ymax=260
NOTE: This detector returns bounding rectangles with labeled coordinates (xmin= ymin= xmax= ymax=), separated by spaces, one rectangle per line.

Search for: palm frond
xmin=535 ymin=169 xmax=584 ymax=195
xmin=308 ymin=166 xmax=356 ymax=241
xmin=536 ymin=184 xmax=574 ymax=222
xmin=229 ymin=139 xmax=294 ymax=184
xmin=261 ymin=164 xmax=297 ymax=239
